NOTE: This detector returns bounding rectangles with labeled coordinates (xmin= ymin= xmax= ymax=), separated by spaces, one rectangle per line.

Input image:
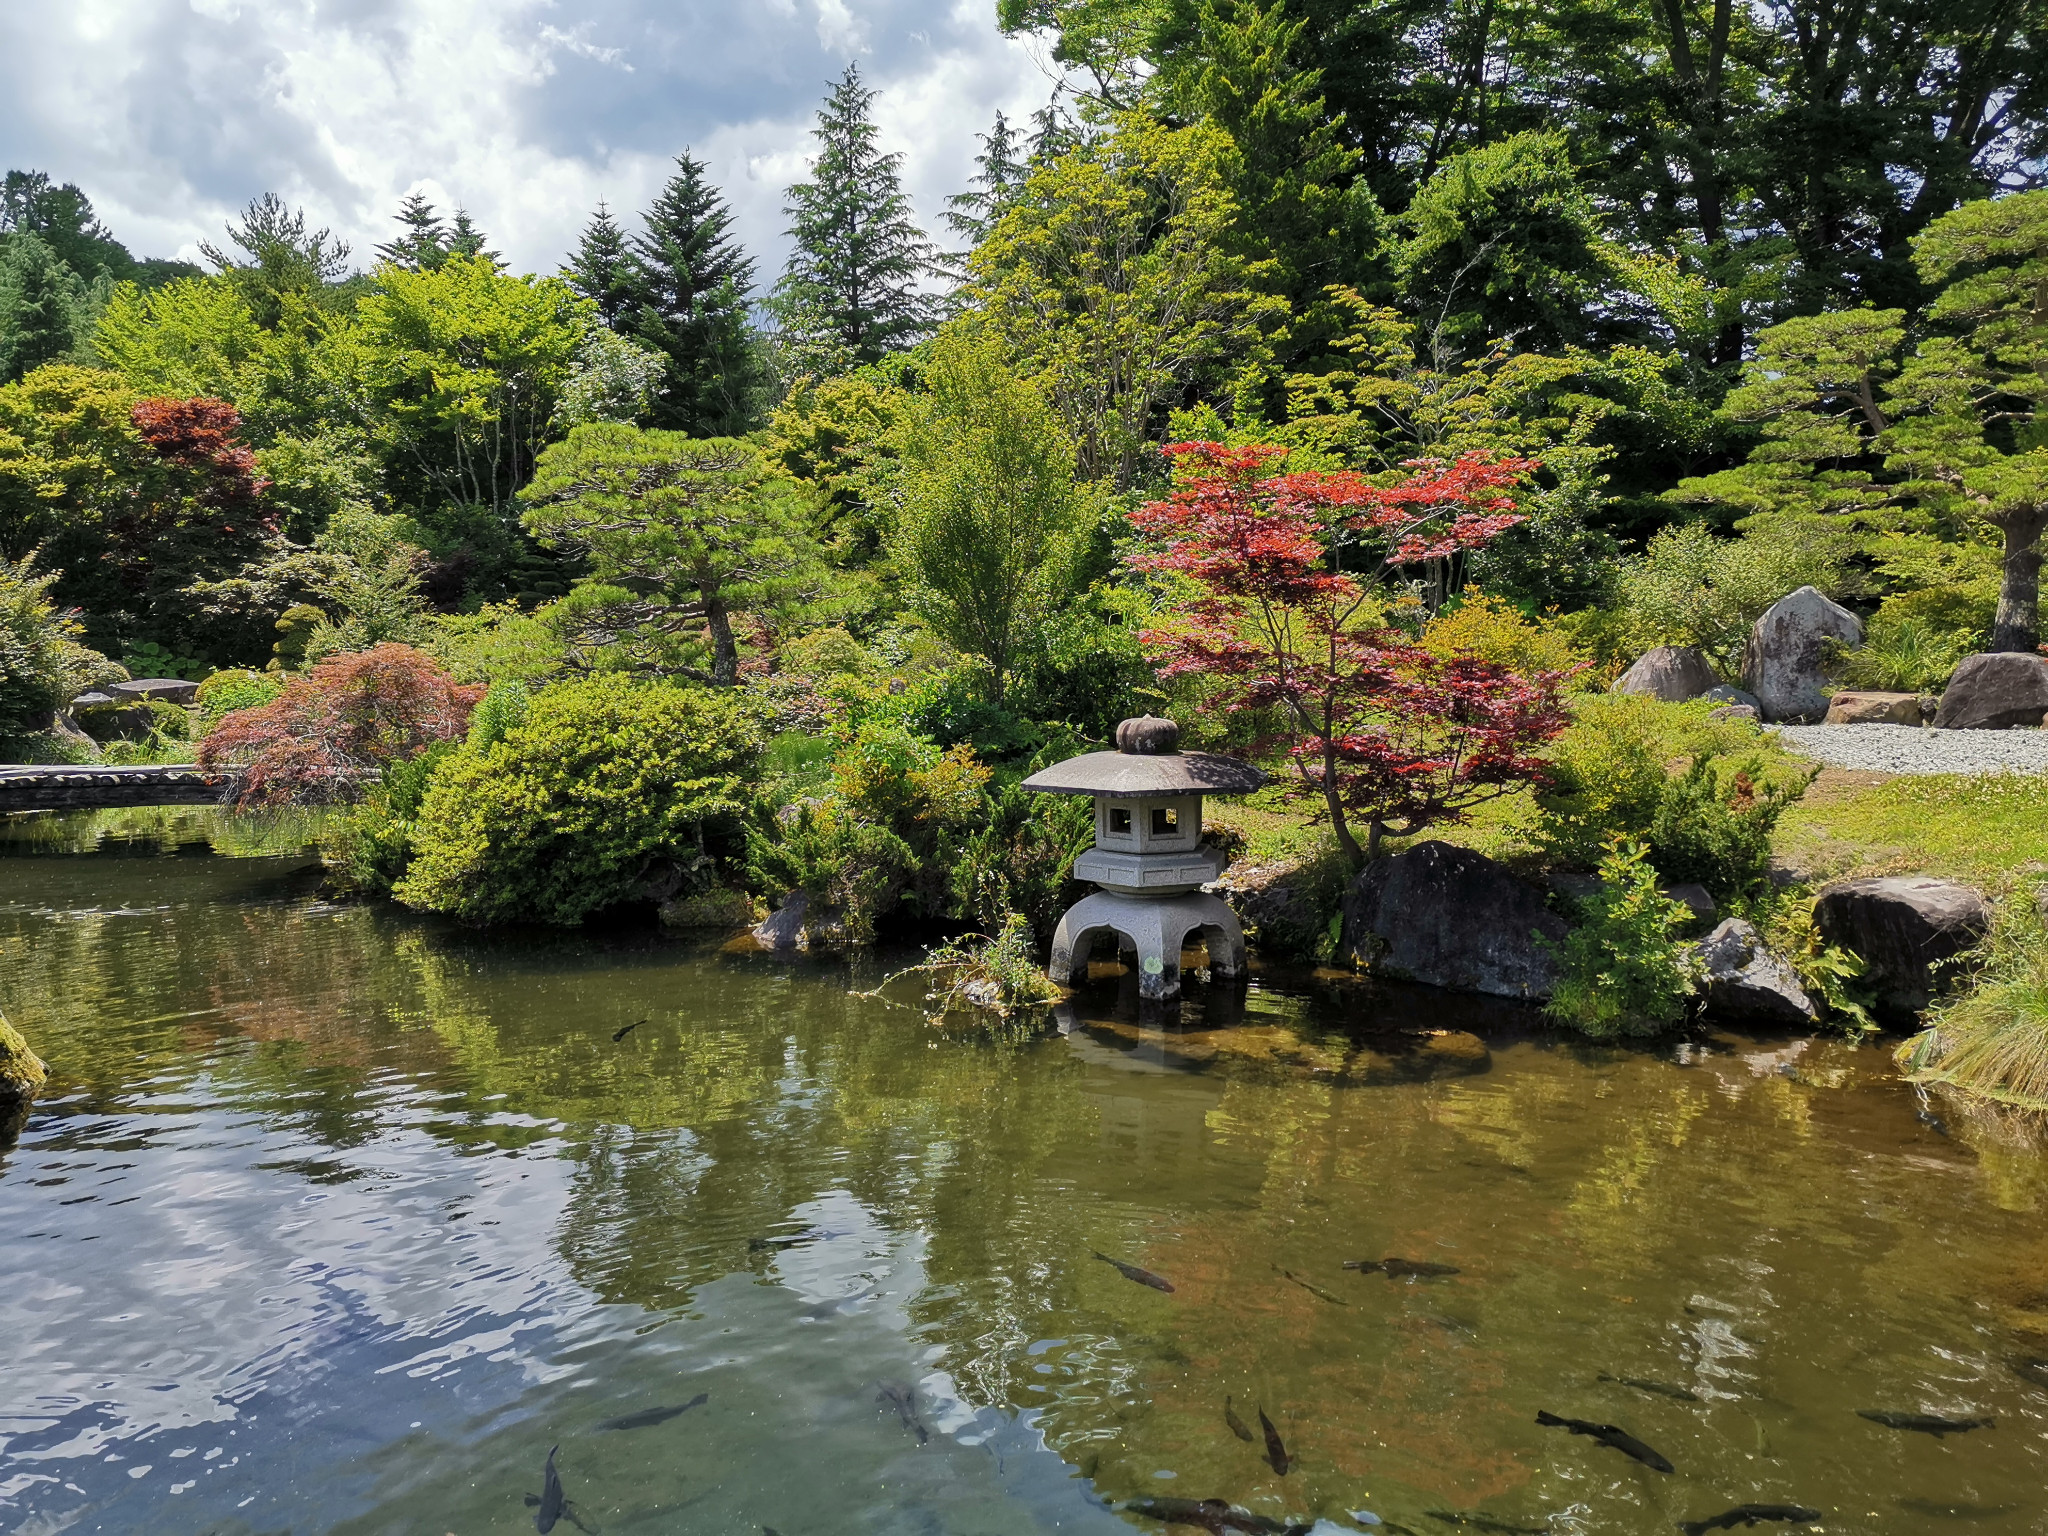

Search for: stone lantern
xmin=1022 ymin=715 xmax=1265 ymax=1002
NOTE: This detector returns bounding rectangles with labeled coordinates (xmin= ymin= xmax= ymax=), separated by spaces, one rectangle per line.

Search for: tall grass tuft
xmin=1899 ymin=896 xmax=2048 ymax=1114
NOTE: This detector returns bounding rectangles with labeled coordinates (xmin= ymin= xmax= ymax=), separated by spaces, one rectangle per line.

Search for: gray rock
xmin=1214 ymin=860 xmax=1329 ymax=959
xmin=1695 ymin=919 xmax=1818 ymax=1026
xmin=752 ymin=891 xmax=811 ymax=951
xmin=108 ymin=678 xmax=200 ymax=705
xmin=1742 ymin=586 xmax=1862 ymax=723
xmin=1814 ymin=876 xmax=1992 ymax=1014
xmin=1664 ymin=882 xmax=1717 ymax=928
xmin=1932 ymin=651 xmax=2048 ymax=730
xmin=1707 ymin=704 xmax=1759 ymax=723
xmin=68 ymin=691 xmax=117 ymax=709
xmin=1701 ymin=684 xmax=1761 ymax=710
xmin=1825 ymin=690 xmax=1921 ymax=725
xmin=1611 ymin=645 xmax=1720 ymax=702
xmin=1343 ymin=841 xmax=1566 ymax=1000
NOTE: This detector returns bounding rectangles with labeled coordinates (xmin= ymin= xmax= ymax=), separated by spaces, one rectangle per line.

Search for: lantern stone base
xmin=1048 ymin=890 xmax=1247 ymax=1002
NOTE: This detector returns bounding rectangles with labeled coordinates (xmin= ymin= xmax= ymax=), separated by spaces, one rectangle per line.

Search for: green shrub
xmin=948 ymin=778 xmax=1094 ymax=942
xmin=1830 ymin=609 xmax=1979 ymax=693
xmin=1618 ymin=521 xmax=1845 ymax=676
xmin=322 ymin=740 xmax=458 ymax=897
xmin=1542 ymin=841 xmax=1702 ymax=1039
xmin=195 ymin=669 xmax=286 ymax=731
xmin=0 ymin=550 xmax=124 ymax=755
xmin=393 ymin=675 xmax=758 ymax=925
xmin=1646 ymin=754 xmax=1801 ymax=903
xmin=745 ymin=803 xmax=919 ymax=946
xmin=465 ymin=679 xmax=530 ymax=751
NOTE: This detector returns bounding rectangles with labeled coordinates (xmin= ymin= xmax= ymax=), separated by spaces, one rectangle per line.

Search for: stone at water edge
xmin=752 ymin=890 xmax=810 ymax=951
xmin=1825 ymin=690 xmax=1923 ymax=726
xmin=1695 ymin=919 xmax=1818 ymax=1026
xmin=0 ymin=1013 xmax=48 ymax=1106
xmin=1815 ymin=876 xmax=1992 ymax=1016
xmin=1611 ymin=645 xmax=1720 ymax=702
xmin=1933 ymin=651 xmax=2048 ymax=730
xmin=1343 ymin=841 xmax=1567 ymax=1001
xmin=1742 ymin=586 xmax=1863 ymax=723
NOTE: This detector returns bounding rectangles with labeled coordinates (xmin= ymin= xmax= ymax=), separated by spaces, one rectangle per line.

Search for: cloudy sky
xmin=0 ymin=0 xmax=1063 ymax=283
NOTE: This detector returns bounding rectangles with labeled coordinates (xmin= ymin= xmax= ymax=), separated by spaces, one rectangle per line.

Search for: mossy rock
xmin=0 ymin=1013 xmax=49 ymax=1106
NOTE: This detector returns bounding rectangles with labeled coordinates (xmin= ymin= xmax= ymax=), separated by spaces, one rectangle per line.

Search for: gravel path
xmin=1768 ymin=722 xmax=2048 ymax=775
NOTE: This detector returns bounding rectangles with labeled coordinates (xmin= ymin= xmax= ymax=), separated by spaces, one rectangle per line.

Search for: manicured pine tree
xmin=0 ymin=231 xmax=83 ymax=383
xmin=563 ymin=202 xmax=638 ymax=327
xmin=626 ymin=153 xmax=760 ymax=435
xmin=770 ymin=64 xmax=937 ymax=370
xmin=376 ymin=192 xmax=447 ymax=270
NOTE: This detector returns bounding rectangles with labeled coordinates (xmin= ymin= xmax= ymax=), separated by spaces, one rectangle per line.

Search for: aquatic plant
xmin=868 ymin=915 xmax=1063 ymax=1019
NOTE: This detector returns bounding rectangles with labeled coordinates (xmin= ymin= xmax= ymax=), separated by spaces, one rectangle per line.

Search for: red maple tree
xmin=198 ymin=644 xmax=482 ymax=807
xmin=1130 ymin=442 xmax=1574 ymax=864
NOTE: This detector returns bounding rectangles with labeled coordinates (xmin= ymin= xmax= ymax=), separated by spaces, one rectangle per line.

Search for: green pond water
xmin=2 ymin=808 xmax=2046 ymax=1536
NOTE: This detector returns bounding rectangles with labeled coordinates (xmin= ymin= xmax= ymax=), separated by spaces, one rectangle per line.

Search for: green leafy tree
xmin=0 ymin=549 xmax=124 ymax=753
xmin=0 ymin=232 xmax=84 ymax=383
xmin=770 ymin=65 xmax=939 ymax=371
xmin=894 ymin=328 xmax=1084 ymax=700
xmin=967 ymin=114 xmax=1283 ymax=486
xmin=627 ymin=154 xmax=761 ymax=434
xmin=522 ymin=426 xmax=823 ymax=686
xmin=393 ymin=674 xmax=759 ymax=925
xmin=563 ymin=202 xmax=638 ymax=326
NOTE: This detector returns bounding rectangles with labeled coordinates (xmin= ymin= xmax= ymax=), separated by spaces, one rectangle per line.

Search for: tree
xmin=626 ymin=154 xmax=760 ymax=434
xmin=968 ymin=115 xmax=1284 ymax=486
xmin=563 ymin=202 xmax=638 ymax=327
xmin=1129 ymin=441 xmax=1568 ymax=865
xmin=770 ymin=65 xmax=938 ymax=370
xmin=356 ymin=256 xmax=589 ymax=515
xmin=522 ymin=426 xmax=822 ymax=686
xmin=0 ymin=232 xmax=83 ymax=383
xmin=444 ymin=210 xmax=498 ymax=268
xmin=945 ymin=112 xmax=1030 ymax=249
xmin=0 ymin=549 xmax=123 ymax=753
xmin=201 ymin=193 xmax=354 ymax=327
xmin=375 ymin=193 xmax=449 ymax=271
xmin=894 ymin=328 xmax=1083 ymax=700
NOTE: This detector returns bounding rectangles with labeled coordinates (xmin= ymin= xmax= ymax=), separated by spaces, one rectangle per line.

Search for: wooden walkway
xmin=0 ymin=765 xmax=232 ymax=813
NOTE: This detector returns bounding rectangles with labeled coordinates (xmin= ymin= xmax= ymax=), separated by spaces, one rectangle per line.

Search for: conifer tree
xmin=944 ymin=111 xmax=1028 ymax=247
xmin=0 ymin=231 xmax=82 ymax=382
xmin=445 ymin=209 xmax=501 ymax=270
xmin=375 ymin=192 xmax=449 ymax=270
xmin=563 ymin=202 xmax=638 ymax=327
xmin=770 ymin=64 xmax=937 ymax=370
xmin=626 ymin=154 xmax=760 ymax=435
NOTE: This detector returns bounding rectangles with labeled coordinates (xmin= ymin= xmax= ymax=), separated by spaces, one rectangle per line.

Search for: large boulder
xmin=1342 ymin=841 xmax=1566 ymax=1001
xmin=0 ymin=1012 xmax=48 ymax=1108
xmin=1694 ymin=919 xmax=1818 ymax=1027
xmin=1742 ymin=586 xmax=1862 ymax=723
xmin=752 ymin=891 xmax=811 ymax=951
xmin=1611 ymin=646 xmax=1720 ymax=702
xmin=1814 ymin=876 xmax=1992 ymax=1014
xmin=1933 ymin=652 xmax=2048 ymax=730
xmin=1825 ymin=690 xmax=1922 ymax=726
xmin=1214 ymin=859 xmax=1329 ymax=959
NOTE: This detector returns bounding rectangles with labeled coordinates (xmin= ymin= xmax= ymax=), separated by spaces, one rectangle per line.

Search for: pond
xmin=1 ymin=809 xmax=2044 ymax=1536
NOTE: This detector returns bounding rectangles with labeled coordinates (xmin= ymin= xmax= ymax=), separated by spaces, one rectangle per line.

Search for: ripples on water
xmin=1 ymin=807 xmax=2045 ymax=1535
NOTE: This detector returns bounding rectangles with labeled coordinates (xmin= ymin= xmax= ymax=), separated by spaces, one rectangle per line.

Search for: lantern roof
xmin=1021 ymin=716 xmax=1267 ymax=799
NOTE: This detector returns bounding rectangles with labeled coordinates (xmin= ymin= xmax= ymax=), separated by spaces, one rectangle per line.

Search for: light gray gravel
xmin=1767 ymin=722 xmax=2048 ymax=775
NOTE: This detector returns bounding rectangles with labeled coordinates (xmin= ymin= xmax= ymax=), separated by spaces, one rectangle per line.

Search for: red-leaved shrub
xmin=197 ymin=644 xmax=482 ymax=806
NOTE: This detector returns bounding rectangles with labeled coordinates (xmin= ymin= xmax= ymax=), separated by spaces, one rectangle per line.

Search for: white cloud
xmin=0 ymin=0 xmax=1062 ymax=285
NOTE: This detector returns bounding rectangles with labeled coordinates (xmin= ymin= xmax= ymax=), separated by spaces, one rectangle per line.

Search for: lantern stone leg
xmin=1049 ymin=890 xmax=1247 ymax=1002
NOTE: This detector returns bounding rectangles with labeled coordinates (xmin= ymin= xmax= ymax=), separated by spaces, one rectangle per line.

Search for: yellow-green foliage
xmin=1423 ymin=591 xmax=1590 ymax=681
xmin=1778 ymin=775 xmax=2048 ymax=887
xmin=1542 ymin=840 xmax=1702 ymax=1038
xmin=394 ymin=675 xmax=758 ymax=925
xmin=194 ymin=668 xmax=284 ymax=730
xmin=1901 ymin=901 xmax=2048 ymax=1113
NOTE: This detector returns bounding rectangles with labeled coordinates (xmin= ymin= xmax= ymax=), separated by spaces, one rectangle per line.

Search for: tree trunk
xmin=1991 ymin=509 xmax=2048 ymax=654
xmin=705 ymin=593 xmax=739 ymax=686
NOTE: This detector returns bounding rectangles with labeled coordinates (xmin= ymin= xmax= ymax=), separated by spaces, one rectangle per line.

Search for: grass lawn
xmin=1775 ymin=768 xmax=2048 ymax=893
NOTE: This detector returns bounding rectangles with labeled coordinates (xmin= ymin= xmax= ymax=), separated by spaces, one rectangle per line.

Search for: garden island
xmin=4 ymin=8 xmax=2048 ymax=1533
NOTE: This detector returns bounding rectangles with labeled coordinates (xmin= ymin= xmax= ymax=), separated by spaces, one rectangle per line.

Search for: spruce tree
xmin=376 ymin=192 xmax=448 ymax=270
xmin=445 ymin=209 xmax=501 ymax=269
xmin=944 ymin=111 xmax=1028 ymax=247
xmin=0 ymin=231 xmax=82 ymax=382
xmin=564 ymin=202 xmax=638 ymax=327
xmin=770 ymin=64 xmax=937 ymax=370
xmin=626 ymin=154 xmax=760 ymax=435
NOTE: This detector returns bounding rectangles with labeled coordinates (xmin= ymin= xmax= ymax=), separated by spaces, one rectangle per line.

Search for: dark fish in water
xmin=1345 ymin=1257 xmax=1460 ymax=1278
xmin=596 ymin=1391 xmax=707 ymax=1430
xmin=749 ymin=1232 xmax=815 ymax=1251
xmin=2010 ymin=1356 xmax=2048 ymax=1389
xmin=1258 ymin=1405 xmax=1290 ymax=1475
xmin=1276 ymin=1267 xmax=1349 ymax=1305
xmin=1915 ymin=1107 xmax=1950 ymax=1136
xmin=1677 ymin=1505 xmax=1823 ymax=1535
xmin=876 ymin=1381 xmax=930 ymax=1444
xmin=1123 ymin=1497 xmax=1311 ymax=1534
xmin=1534 ymin=1409 xmax=1674 ymax=1473
xmin=1424 ymin=1511 xmax=1550 ymax=1534
xmin=1599 ymin=1372 xmax=1701 ymax=1402
xmin=522 ymin=1444 xmax=591 ymax=1533
xmin=1093 ymin=1249 xmax=1175 ymax=1292
xmin=1857 ymin=1409 xmax=1992 ymax=1436
xmin=612 ymin=1019 xmax=645 ymax=1042
xmin=1224 ymin=1395 xmax=1256 ymax=1442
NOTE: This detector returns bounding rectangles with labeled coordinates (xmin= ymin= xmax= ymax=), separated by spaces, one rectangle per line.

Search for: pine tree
xmin=626 ymin=154 xmax=761 ymax=435
xmin=770 ymin=64 xmax=937 ymax=371
xmin=445 ymin=209 xmax=502 ymax=270
xmin=376 ymin=192 xmax=448 ymax=270
xmin=0 ymin=231 xmax=83 ymax=382
xmin=944 ymin=111 xmax=1029 ymax=247
xmin=563 ymin=202 xmax=639 ymax=327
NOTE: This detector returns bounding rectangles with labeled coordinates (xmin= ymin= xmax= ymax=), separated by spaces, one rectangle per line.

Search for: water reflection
xmin=1 ymin=811 xmax=2045 ymax=1534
